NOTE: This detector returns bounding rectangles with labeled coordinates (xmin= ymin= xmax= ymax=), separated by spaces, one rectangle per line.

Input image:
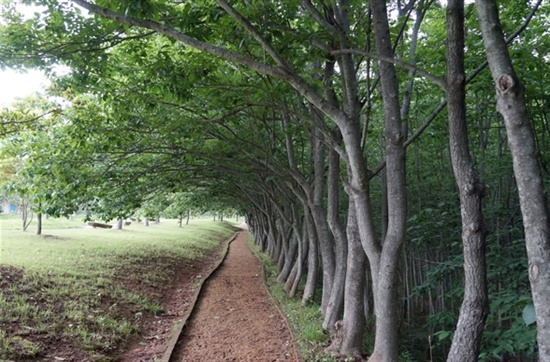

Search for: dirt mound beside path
xmin=171 ymin=231 xmax=298 ymax=361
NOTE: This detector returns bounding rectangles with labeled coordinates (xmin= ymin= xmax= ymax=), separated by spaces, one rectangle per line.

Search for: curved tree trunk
xmin=311 ymin=123 xmax=335 ymax=315
xmin=302 ymin=205 xmax=319 ymax=304
xmin=323 ymin=147 xmax=348 ymax=333
xmin=475 ymin=0 xmax=550 ymax=358
xmin=339 ymin=200 xmax=366 ymax=358
xmin=290 ymin=223 xmax=308 ymax=298
xmin=278 ymin=233 xmax=298 ymax=284
xmin=446 ymin=1 xmax=488 ymax=360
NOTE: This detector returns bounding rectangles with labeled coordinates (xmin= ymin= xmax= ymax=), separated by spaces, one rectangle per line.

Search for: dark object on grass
xmin=88 ymin=222 xmax=113 ymax=229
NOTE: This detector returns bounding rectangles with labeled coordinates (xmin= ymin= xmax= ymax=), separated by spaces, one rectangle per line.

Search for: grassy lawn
xmin=0 ymin=214 xmax=235 ymax=361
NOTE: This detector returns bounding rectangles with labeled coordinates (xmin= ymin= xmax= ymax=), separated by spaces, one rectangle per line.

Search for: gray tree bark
xmin=302 ymin=204 xmax=320 ymax=304
xmin=475 ymin=0 xmax=550 ymax=358
xmin=323 ymin=146 xmax=348 ymax=334
xmin=368 ymin=0 xmax=408 ymax=360
xmin=277 ymin=233 xmax=298 ymax=284
xmin=339 ymin=199 xmax=366 ymax=358
xmin=446 ymin=1 xmax=488 ymax=360
xmin=311 ymin=121 xmax=336 ymax=315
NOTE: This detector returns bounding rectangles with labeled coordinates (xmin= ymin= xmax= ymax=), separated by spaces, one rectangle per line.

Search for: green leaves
xmin=522 ymin=304 xmax=536 ymax=326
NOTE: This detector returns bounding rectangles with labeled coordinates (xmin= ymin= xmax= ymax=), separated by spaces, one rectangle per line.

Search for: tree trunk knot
xmin=497 ymin=74 xmax=515 ymax=94
xmin=465 ymin=181 xmax=486 ymax=197
xmin=529 ymin=262 xmax=539 ymax=281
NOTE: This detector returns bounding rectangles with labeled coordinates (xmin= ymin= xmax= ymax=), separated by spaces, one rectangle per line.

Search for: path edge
xmin=247 ymin=233 xmax=303 ymax=362
xmin=160 ymin=231 xmax=239 ymax=362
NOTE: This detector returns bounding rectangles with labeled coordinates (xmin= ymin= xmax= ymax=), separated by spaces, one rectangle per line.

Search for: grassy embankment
xmin=0 ymin=214 xmax=234 ymax=361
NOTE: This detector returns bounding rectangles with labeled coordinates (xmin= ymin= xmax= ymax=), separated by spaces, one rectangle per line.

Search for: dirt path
xmin=170 ymin=231 xmax=297 ymax=362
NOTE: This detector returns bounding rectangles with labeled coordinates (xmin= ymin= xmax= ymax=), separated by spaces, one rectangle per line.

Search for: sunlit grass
xmin=0 ymin=215 xmax=235 ymax=361
xmin=1 ymin=216 xmax=228 ymax=271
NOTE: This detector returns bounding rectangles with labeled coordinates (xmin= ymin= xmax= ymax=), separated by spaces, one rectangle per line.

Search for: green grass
xmin=0 ymin=214 xmax=235 ymax=361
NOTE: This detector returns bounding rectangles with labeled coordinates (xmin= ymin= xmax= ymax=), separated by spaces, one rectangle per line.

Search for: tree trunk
xmin=369 ymin=0 xmax=408 ymax=360
xmin=290 ymin=222 xmax=308 ymax=298
xmin=276 ymin=231 xmax=286 ymax=273
xmin=278 ymin=233 xmax=298 ymax=284
xmin=115 ymin=218 xmax=123 ymax=230
xmin=339 ymin=200 xmax=366 ymax=358
xmin=323 ymin=147 xmax=348 ymax=333
xmin=186 ymin=209 xmax=190 ymax=225
xmin=475 ymin=0 xmax=550 ymax=358
xmin=37 ymin=212 xmax=42 ymax=236
xmin=144 ymin=218 xmax=149 ymax=227
xmin=302 ymin=205 xmax=319 ymax=305
xmin=446 ymin=1 xmax=488 ymax=360
xmin=21 ymin=201 xmax=33 ymax=232
xmin=311 ymin=123 xmax=335 ymax=315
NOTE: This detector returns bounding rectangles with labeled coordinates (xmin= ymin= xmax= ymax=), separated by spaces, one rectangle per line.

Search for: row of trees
xmin=1 ymin=0 xmax=549 ymax=360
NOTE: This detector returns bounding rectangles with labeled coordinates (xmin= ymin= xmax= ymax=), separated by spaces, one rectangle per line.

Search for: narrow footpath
xmin=170 ymin=231 xmax=298 ymax=362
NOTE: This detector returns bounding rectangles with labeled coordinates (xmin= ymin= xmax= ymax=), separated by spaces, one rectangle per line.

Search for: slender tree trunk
xmin=290 ymin=223 xmax=309 ymax=298
xmin=276 ymin=230 xmax=286 ymax=273
xmin=267 ymin=215 xmax=277 ymax=259
xmin=339 ymin=200 xmax=366 ymax=358
xmin=37 ymin=212 xmax=42 ymax=236
xmin=369 ymin=0 xmax=408 ymax=360
xmin=115 ymin=218 xmax=123 ymax=230
xmin=323 ymin=147 xmax=348 ymax=333
xmin=144 ymin=218 xmax=149 ymax=227
xmin=475 ymin=1 xmax=550 ymax=358
xmin=186 ymin=209 xmax=190 ymax=225
xmin=311 ymin=123 xmax=335 ymax=315
xmin=278 ymin=233 xmax=298 ymax=284
xmin=283 ymin=205 xmax=304 ymax=289
xmin=21 ymin=201 xmax=33 ymax=232
xmin=302 ymin=205 xmax=319 ymax=305
xmin=446 ymin=1 xmax=488 ymax=360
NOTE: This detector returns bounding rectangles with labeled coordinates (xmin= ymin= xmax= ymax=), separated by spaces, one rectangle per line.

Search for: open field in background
xmin=0 ymin=215 xmax=236 ymax=361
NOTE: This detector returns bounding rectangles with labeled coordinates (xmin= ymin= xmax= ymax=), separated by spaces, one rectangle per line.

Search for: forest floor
xmin=120 ymin=226 xmax=298 ymax=362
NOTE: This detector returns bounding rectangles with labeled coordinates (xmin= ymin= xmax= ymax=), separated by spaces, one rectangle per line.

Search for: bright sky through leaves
xmin=0 ymin=68 xmax=49 ymax=106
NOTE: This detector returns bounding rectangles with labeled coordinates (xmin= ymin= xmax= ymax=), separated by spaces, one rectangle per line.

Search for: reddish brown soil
xmin=171 ymin=231 xmax=298 ymax=362
xmin=118 ymin=243 xmax=227 ymax=362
